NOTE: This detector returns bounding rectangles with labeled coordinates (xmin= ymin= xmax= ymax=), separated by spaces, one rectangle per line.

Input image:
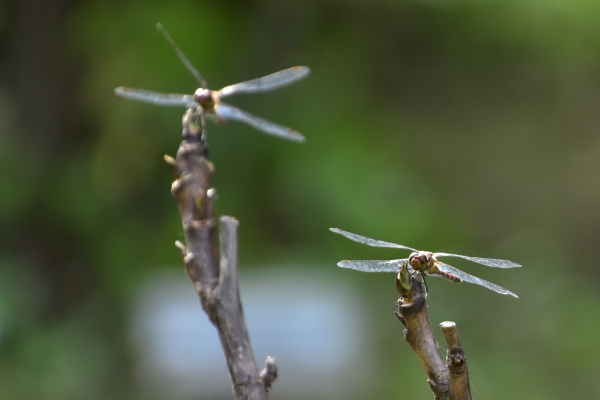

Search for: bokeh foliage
xmin=1 ymin=0 xmax=600 ymax=398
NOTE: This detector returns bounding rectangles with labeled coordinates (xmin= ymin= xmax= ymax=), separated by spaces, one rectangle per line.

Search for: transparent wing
xmin=434 ymin=252 xmax=521 ymax=268
xmin=213 ymin=103 xmax=305 ymax=142
xmin=216 ymin=66 xmax=310 ymax=98
xmin=329 ymin=228 xmax=418 ymax=251
xmin=115 ymin=87 xmax=195 ymax=107
xmin=337 ymin=259 xmax=408 ymax=273
xmin=156 ymin=23 xmax=208 ymax=89
xmin=435 ymin=262 xmax=518 ymax=298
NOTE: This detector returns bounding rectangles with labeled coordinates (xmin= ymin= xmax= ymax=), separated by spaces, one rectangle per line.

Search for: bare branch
xmin=169 ymin=108 xmax=275 ymax=399
xmin=395 ymin=268 xmax=451 ymax=400
xmin=440 ymin=322 xmax=471 ymax=400
xmin=213 ymin=217 xmax=268 ymax=399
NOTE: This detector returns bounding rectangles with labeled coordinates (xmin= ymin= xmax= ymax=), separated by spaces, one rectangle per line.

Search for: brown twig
xmin=440 ymin=322 xmax=471 ymax=400
xmin=395 ymin=265 xmax=451 ymax=400
xmin=168 ymin=108 xmax=274 ymax=399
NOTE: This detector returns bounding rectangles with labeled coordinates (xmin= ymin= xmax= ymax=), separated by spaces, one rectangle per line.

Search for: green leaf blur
xmin=1 ymin=0 xmax=599 ymax=398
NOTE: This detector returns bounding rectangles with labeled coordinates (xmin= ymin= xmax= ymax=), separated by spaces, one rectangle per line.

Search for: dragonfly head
xmin=408 ymin=251 xmax=434 ymax=271
xmin=193 ymin=88 xmax=215 ymax=110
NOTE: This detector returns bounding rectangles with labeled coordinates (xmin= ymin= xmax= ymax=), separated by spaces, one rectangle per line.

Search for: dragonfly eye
xmin=408 ymin=252 xmax=430 ymax=269
xmin=193 ymin=88 xmax=214 ymax=108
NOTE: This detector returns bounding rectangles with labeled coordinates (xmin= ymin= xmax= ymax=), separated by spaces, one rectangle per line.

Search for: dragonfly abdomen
xmin=437 ymin=270 xmax=462 ymax=283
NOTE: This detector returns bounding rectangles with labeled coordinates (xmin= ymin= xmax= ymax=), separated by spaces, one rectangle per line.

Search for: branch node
xmin=185 ymin=219 xmax=216 ymax=231
xmin=171 ymin=175 xmax=190 ymax=198
xmin=440 ymin=321 xmax=472 ymax=400
xmin=448 ymin=350 xmax=467 ymax=372
xmin=394 ymin=309 xmax=407 ymax=327
xmin=175 ymin=240 xmax=187 ymax=257
xmin=207 ymin=187 xmax=218 ymax=200
xmin=164 ymin=154 xmax=180 ymax=177
xmin=183 ymin=251 xmax=195 ymax=264
xmin=260 ymin=356 xmax=278 ymax=390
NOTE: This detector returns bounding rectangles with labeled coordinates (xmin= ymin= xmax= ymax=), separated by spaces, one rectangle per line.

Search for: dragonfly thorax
xmin=408 ymin=251 xmax=434 ymax=272
xmin=193 ymin=88 xmax=215 ymax=110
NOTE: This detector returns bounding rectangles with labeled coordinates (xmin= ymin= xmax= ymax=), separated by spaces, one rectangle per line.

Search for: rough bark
xmin=394 ymin=266 xmax=476 ymax=399
xmin=440 ymin=322 xmax=471 ymax=400
xmin=395 ymin=267 xmax=451 ymax=400
xmin=168 ymin=109 xmax=275 ymax=399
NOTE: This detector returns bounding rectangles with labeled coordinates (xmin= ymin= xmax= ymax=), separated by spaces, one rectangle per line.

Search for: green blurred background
xmin=2 ymin=0 xmax=600 ymax=398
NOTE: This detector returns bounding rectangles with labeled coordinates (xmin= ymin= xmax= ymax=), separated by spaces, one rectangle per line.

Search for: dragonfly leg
xmin=415 ymin=271 xmax=429 ymax=296
xmin=182 ymin=107 xmax=209 ymax=146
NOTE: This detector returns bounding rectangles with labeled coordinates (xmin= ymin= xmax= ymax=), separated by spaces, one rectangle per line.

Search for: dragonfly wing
xmin=115 ymin=87 xmax=195 ymax=107
xmin=436 ymin=262 xmax=518 ymax=297
xmin=337 ymin=259 xmax=407 ymax=273
xmin=330 ymin=228 xmax=417 ymax=251
xmin=214 ymin=103 xmax=305 ymax=142
xmin=216 ymin=66 xmax=310 ymax=98
xmin=434 ymin=252 xmax=521 ymax=268
xmin=156 ymin=23 xmax=208 ymax=89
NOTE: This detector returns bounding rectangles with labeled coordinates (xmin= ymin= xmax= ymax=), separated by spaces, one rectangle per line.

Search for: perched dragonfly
xmin=330 ymin=228 xmax=520 ymax=297
xmin=115 ymin=24 xmax=309 ymax=142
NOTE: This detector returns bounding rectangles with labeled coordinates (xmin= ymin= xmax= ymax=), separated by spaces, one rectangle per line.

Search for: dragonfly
xmin=330 ymin=228 xmax=520 ymax=297
xmin=115 ymin=24 xmax=309 ymax=142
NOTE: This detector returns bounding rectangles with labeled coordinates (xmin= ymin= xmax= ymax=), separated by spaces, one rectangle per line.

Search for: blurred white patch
xmin=130 ymin=266 xmax=373 ymax=399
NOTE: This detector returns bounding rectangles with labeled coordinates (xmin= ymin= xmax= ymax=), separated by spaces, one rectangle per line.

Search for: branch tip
xmin=396 ymin=262 xmax=424 ymax=302
xmin=220 ymin=215 xmax=239 ymax=226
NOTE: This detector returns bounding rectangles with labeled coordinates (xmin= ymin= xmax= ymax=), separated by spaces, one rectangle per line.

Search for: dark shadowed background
xmin=1 ymin=0 xmax=600 ymax=398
